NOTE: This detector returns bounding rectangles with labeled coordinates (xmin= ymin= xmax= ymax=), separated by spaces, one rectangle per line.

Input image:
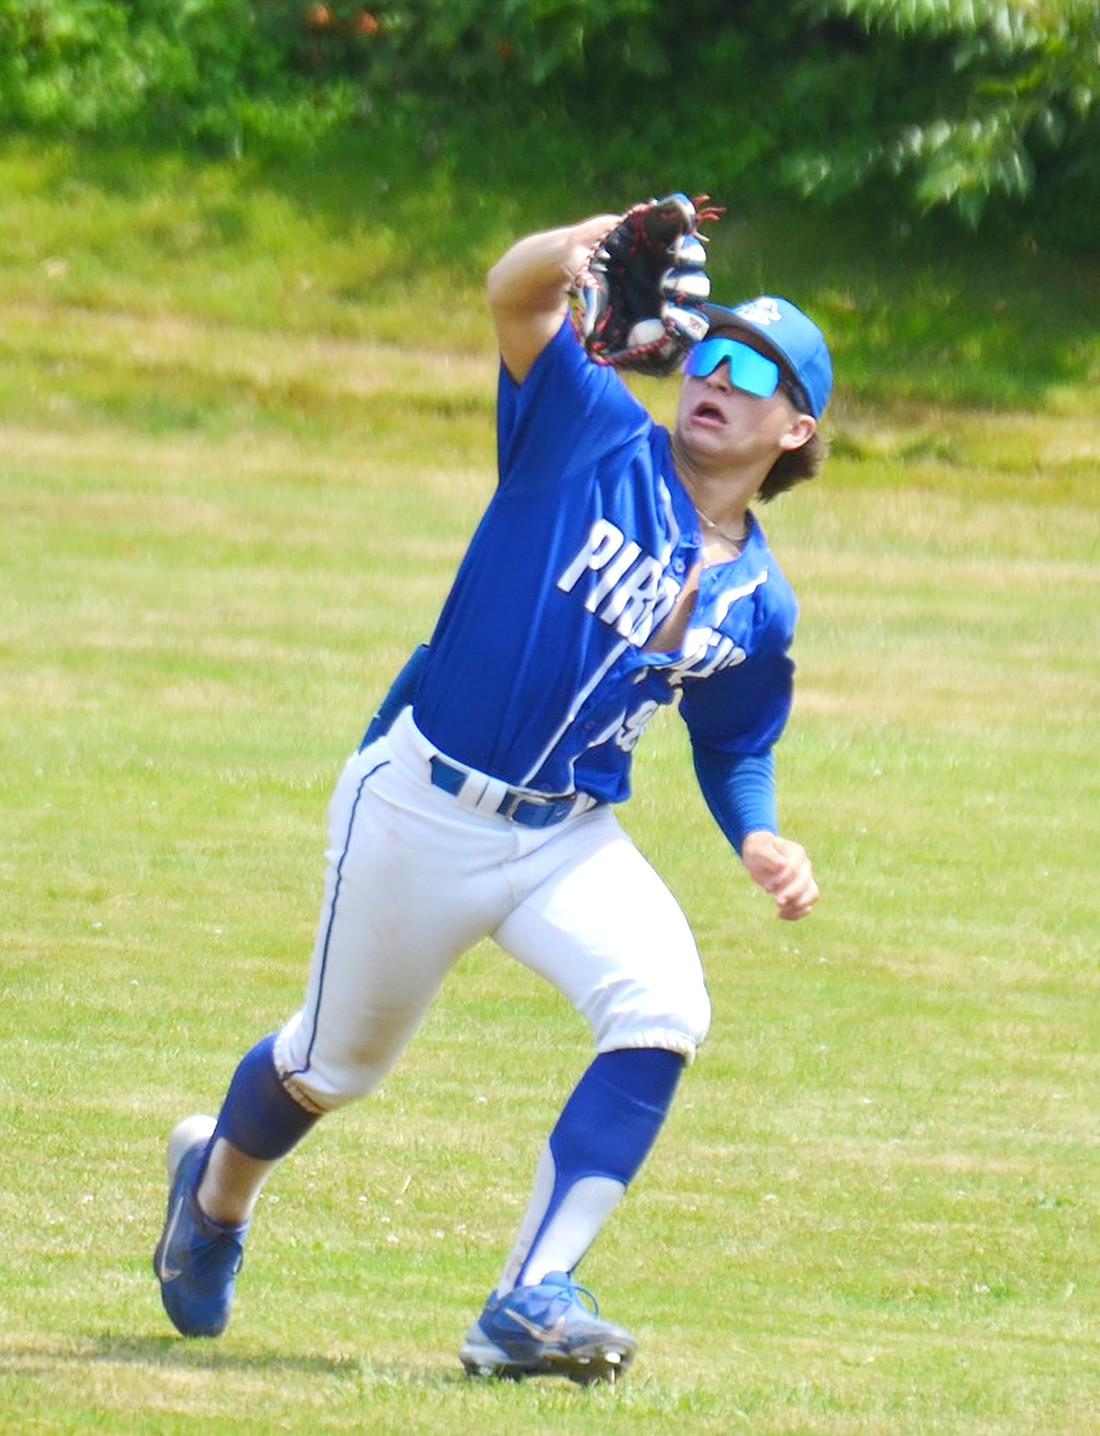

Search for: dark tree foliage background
xmin=0 ymin=0 xmax=1097 ymax=252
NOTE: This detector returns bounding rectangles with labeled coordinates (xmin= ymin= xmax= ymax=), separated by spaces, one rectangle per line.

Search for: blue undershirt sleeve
xmin=691 ymin=741 xmax=778 ymax=859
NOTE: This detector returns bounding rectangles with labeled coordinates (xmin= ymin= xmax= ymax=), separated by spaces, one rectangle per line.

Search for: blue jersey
xmin=412 ymin=320 xmax=798 ymax=805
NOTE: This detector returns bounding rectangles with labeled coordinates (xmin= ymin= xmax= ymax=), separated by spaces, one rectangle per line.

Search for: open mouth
xmin=691 ymin=400 xmax=726 ymax=427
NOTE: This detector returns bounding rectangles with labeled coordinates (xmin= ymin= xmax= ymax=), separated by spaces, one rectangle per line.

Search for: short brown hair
xmin=758 ymin=428 xmax=827 ymax=502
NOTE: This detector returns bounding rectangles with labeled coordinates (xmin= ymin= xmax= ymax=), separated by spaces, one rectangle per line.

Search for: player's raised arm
xmin=488 ymin=197 xmax=719 ymax=386
xmin=486 ymin=214 xmax=620 ymax=384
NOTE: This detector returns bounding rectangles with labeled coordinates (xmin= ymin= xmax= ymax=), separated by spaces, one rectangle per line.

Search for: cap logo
xmin=734 ymin=297 xmax=783 ymax=328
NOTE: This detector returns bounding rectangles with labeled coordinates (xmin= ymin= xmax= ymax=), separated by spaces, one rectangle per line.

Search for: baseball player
xmin=153 ymin=195 xmax=832 ymax=1384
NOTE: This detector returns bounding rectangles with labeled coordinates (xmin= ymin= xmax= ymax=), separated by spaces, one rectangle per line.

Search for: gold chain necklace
xmin=694 ymin=505 xmax=747 ymax=549
xmin=670 ymin=435 xmax=748 ymax=549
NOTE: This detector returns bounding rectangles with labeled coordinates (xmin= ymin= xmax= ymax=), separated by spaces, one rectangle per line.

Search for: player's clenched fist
xmin=740 ymin=831 xmax=820 ymax=920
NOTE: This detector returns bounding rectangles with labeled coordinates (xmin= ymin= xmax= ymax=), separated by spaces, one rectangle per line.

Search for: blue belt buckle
xmin=505 ymin=793 xmax=572 ymax=828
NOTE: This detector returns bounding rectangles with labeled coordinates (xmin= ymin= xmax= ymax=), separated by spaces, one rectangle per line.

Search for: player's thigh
xmin=495 ymin=813 xmax=711 ymax=1060
xmin=280 ymin=747 xmax=512 ymax=1104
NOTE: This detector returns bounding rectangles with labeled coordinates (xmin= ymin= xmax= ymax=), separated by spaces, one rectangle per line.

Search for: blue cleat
xmin=153 ymin=1115 xmax=247 ymax=1338
xmin=459 ymin=1271 xmax=637 ymax=1384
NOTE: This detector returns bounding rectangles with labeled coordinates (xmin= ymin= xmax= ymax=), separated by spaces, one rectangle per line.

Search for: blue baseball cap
xmin=702 ymin=296 xmax=833 ymax=418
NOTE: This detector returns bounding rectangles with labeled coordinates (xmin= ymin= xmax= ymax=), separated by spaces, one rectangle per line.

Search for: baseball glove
xmin=573 ymin=193 xmax=723 ymax=377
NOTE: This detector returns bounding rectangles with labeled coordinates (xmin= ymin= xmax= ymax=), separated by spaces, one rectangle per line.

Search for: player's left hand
xmin=740 ymin=831 xmax=819 ymax=921
xmin=573 ymin=193 xmax=723 ymax=377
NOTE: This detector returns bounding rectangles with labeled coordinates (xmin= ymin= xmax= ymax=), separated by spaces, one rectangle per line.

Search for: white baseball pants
xmin=274 ymin=708 xmax=711 ymax=1112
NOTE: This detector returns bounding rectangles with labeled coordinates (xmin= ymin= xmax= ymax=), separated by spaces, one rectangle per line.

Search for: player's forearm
xmin=487 ymin=215 xmax=621 ymax=383
xmin=487 ymin=216 xmax=619 ymax=320
xmin=691 ymin=742 xmax=778 ymax=856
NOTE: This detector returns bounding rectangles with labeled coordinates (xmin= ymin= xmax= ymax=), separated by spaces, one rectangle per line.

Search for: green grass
xmin=1 ymin=135 xmax=1098 ymax=1433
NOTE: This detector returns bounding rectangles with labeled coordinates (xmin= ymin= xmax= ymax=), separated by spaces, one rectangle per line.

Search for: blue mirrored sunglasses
xmin=682 ymin=337 xmax=783 ymax=398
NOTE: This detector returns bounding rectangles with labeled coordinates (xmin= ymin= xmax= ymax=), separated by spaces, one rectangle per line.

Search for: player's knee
xmin=275 ymin=1054 xmax=386 ymax=1114
xmin=595 ymin=980 xmax=711 ymax=1062
xmin=669 ymin=984 xmax=711 ymax=1054
xmin=274 ymin=1018 xmax=394 ymax=1113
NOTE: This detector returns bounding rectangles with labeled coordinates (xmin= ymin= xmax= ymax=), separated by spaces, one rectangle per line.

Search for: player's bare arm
xmin=740 ymin=830 xmax=820 ymax=921
xmin=487 ymin=214 xmax=620 ymax=383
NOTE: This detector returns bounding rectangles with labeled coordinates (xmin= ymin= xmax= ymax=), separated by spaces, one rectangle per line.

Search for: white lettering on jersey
xmin=614 ymin=699 xmax=660 ymax=751
xmin=558 ymin=520 xmax=680 ymax=647
xmin=599 ymin=555 xmax=668 ymax=641
xmin=589 ymin=541 xmax=642 ymax=607
xmin=556 ymin=518 xmax=622 ymax=592
xmin=665 ymin=629 xmax=746 ymax=683
xmin=661 ymin=572 xmax=768 ymax=681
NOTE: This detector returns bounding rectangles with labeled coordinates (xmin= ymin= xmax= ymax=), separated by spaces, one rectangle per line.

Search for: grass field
xmin=1 ymin=137 xmax=1098 ymax=1433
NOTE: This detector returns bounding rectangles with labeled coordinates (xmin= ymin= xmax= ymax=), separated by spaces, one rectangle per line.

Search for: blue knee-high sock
xmin=550 ymin=1049 xmax=685 ymax=1183
xmin=211 ymin=1034 xmax=320 ymax=1162
xmin=510 ymin=1047 xmax=685 ymax=1289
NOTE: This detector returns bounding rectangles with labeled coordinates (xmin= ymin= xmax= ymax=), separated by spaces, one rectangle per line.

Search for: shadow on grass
xmin=0 ymin=1333 xmax=470 ymax=1389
